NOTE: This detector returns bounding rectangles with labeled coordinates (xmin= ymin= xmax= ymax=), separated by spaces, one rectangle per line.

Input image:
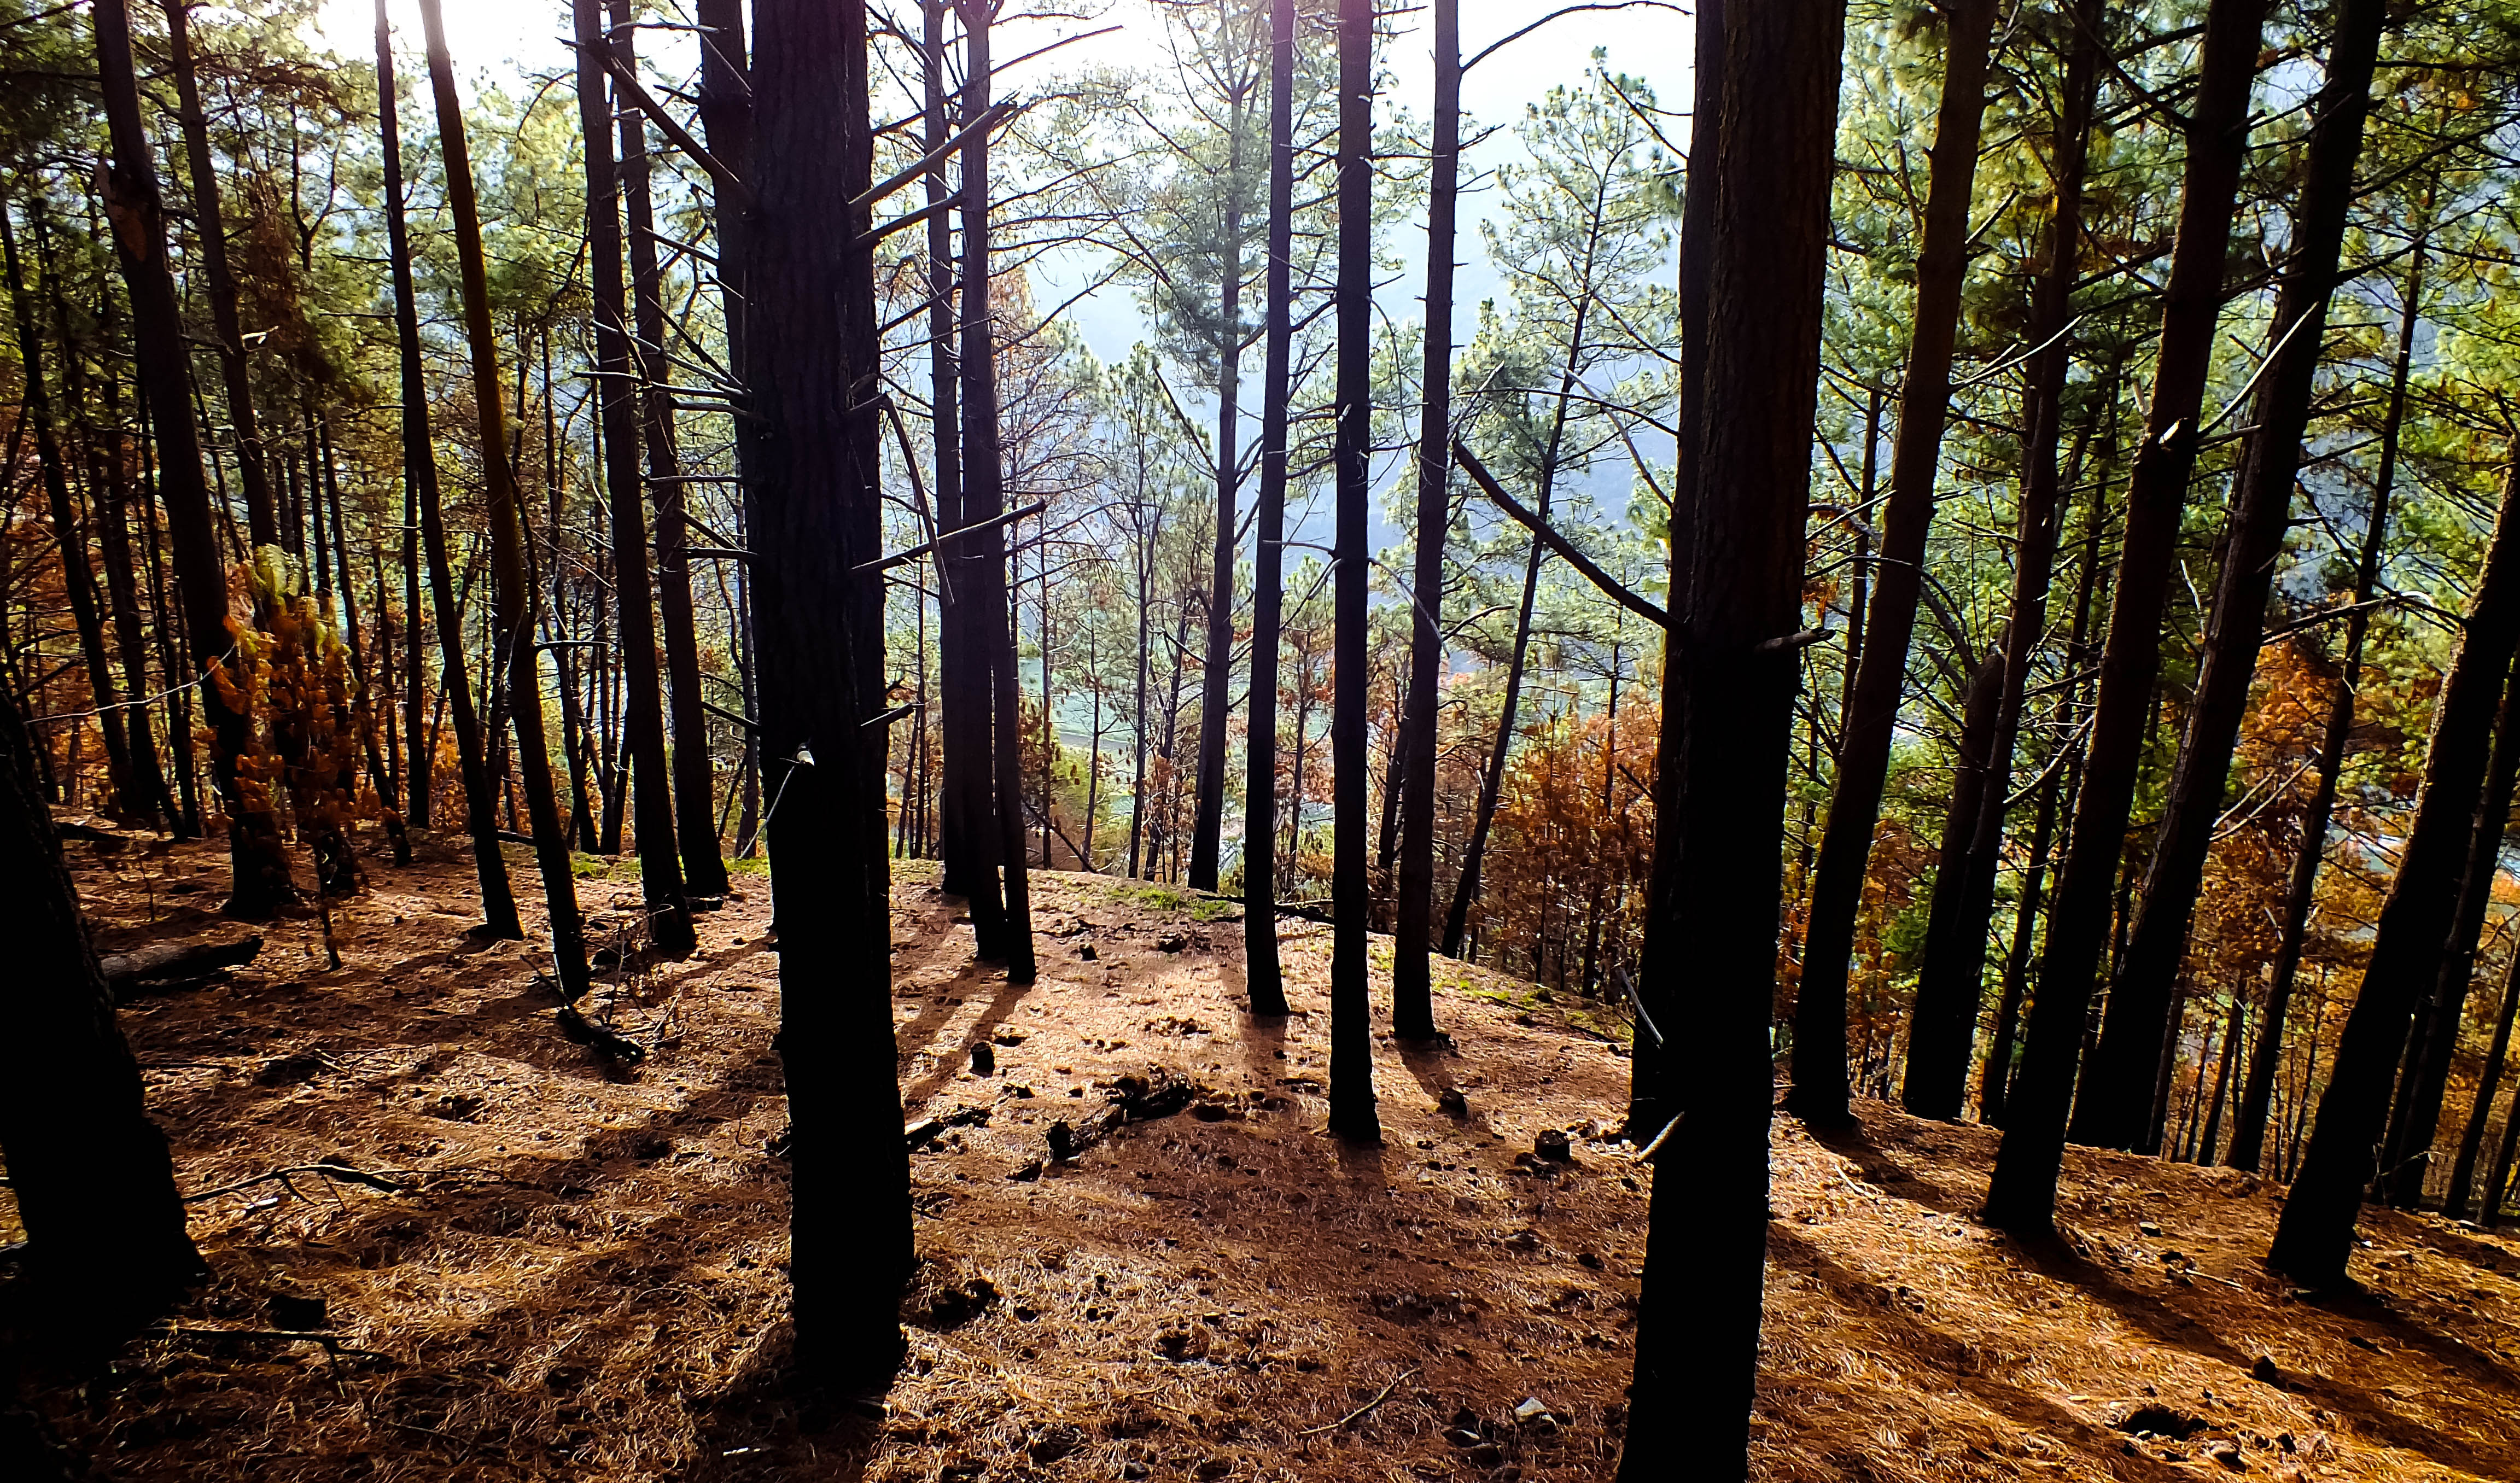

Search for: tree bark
xmin=1242 ymin=0 xmax=1300 ymax=1019
xmin=2076 ymin=0 xmax=2387 ymax=1151
xmin=610 ymin=0 xmax=729 ymax=903
xmin=1983 ymin=0 xmax=2268 ymax=1234
xmin=960 ymin=1 xmax=1033 ymax=981
xmin=1328 ymin=0 xmax=1379 ymax=1144
xmin=1901 ymin=625 xmax=2005 ymax=1113
xmin=1620 ymin=0 xmax=1840 ymax=1467
xmin=574 ymin=0 xmax=695 ymax=955
xmin=419 ymin=0 xmax=589 ymax=992
xmin=92 ymin=0 xmax=297 ymax=916
xmin=1899 ymin=0 xmax=2102 ymax=1120
xmin=1187 ymin=97 xmax=1251 ymax=896
xmin=0 ymin=675 xmax=203 ymax=1349
xmin=747 ymin=0 xmax=912 ymax=1382
xmin=2271 ymin=461 xmax=2520 ymax=1282
xmin=1783 ymin=0 xmax=1998 ymax=1126
xmin=377 ymin=0 xmax=518 ymax=933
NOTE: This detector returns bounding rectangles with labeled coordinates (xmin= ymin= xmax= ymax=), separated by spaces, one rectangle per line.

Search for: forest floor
xmin=8 ymin=826 xmax=2520 ymax=1482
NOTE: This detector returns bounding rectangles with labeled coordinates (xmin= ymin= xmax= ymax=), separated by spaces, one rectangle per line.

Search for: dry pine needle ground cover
xmin=6 ymin=827 xmax=2520 ymax=1481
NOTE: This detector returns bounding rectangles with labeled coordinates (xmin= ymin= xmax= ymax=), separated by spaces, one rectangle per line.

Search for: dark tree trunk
xmin=1328 ymin=0 xmax=1379 ymax=1144
xmin=1624 ymin=0 xmax=1728 ymax=1141
xmin=1623 ymin=0 xmax=1841 ymax=1463
xmin=420 ymin=0 xmax=589 ymax=995
xmin=920 ymin=0 xmax=988 ymax=921
xmin=960 ymin=2 xmax=1033 ymax=981
xmin=748 ymin=0 xmax=912 ymax=1382
xmin=1242 ymin=0 xmax=1300 ymax=1018
xmin=2076 ymin=0 xmax=2387 ymax=1151
xmin=2272 ymin=460 xmax=2520 ymax=1283
xmin=377 ymin=0 xmax=518 ymax=932
xmin=92 ymin=0 xmax=297 ymax=916
xmin=1983 ymin=0 xmax=2268 ymax=1234
xmin=1783 ymin=0 xmax=1998 ymax=1127
xmin=2196 ymin=991 xmax=2245 ymax=1163
xmin=2447 ymin=945 xmax=2520 ymax=1218
xmin=1901 ymin=626 xmax=2005 ymax=1113
xmin=1899 ymin=0 xmax=2102 ymax=1120
xmin=318 ymin=414 xmax=410 ymax=866
xmin=0 ymin=676 xmax=203 ymax=1349
xmin=2 ymin=208 xmax=134 ymax=813
xmin=1187 ymin=150 xmax=1249 ymax=896
xmin=574 ymin=0 xmax=695 ymax=954
xmin=608 ymin=0 xmax=729 ymax=904
xmin=2381 ymin=678 xmax=2520 ymax=1205
xmin=159 ymin=0 xmax=279 ymax=551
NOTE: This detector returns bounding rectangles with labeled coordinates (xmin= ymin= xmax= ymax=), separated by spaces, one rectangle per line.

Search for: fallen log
xmin=101 ymin=935 xmax=264 ymax=1002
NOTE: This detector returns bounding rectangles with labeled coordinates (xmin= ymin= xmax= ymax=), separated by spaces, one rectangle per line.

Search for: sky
xmin=310 ymin=0 xmax=1698 ymax=360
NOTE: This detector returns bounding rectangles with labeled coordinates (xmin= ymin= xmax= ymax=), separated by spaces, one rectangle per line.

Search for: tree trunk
xmin=2229 ymin=252 xmax=2424 ymax=1174
xmin=960 ymin=2 xmax=1033 ymax=980
xmin=748 ymin=0 xmax=912 ymax=1382
xmin=92 ymin=0 xmax=298 ymax=917
xmin=922 ymin=0 xmax=981 ymax=909
xmin=1188 ymin=66 xmax=1256 ymax=895
xmin=1621 ymin=0 xmax=1840 ymax=1466
xmin=608 ymin=0 xmax=729 ymax=904
xmin=0 ymin=675 xmax=203 ymax=1348
xmin=2381 ymin=676 xmax=2520 ymax=1205
xmin=573 ymin=0 xmax=695 ymax=954
xmin=2447 ymin=947 xmax=2520 ymax=1218
xmin=2 ymin=208 xmax=135 ymax=814
xmin=1624 ymin=0 xmax=1728 ymax=1142
xmin=1328 ymin=0 xmax=1379 ymax=1144
xmin=419 ymin=0 xmax=590 ymax=995
xmin=1783 ymin=0 xmax=1998 ymax=1127
xmin=1242 ymin=0 xmax=1300 ymax=1018
xmin=1899 ymin=0 xmax=2101 ymax=1120
xmin=2196 ymin=991 xmax=2246 ymax=1162
xmin=91 ymin=335 xmax=180 ymax=831
xmin=1901 ymin=626 xmax=2004 ymax=1113
xmin=2076 ymin=0 xmax=2387 ymax=1151
xmin=159 ymin=0 xmax=279 ymax=551
xmin=1983 ymin=0 xmax=2268 ymax=1234
xmin=2271 ymin=459 xmax=2520 ymax=1285
xmin=377 ymin=0 xmax=518 ymax=932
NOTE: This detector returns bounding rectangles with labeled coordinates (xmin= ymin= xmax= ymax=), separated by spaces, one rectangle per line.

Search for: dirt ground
xmin=8 ymin=825 xmax=2520 ymax=1481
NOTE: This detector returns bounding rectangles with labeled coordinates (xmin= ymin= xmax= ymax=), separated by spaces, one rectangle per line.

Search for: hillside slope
xmin=7 ymin=831 xmax=2518 ymax=1481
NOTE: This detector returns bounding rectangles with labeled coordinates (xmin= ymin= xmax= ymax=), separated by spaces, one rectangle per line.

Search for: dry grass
xmin=9 ymin=827 xmax=2520 ymax=1481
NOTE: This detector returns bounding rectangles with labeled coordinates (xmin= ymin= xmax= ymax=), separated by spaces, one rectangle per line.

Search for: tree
xmin=1985 ymin=0 xmax=2270 ymax=1235
xmin=1441 ymin=67 xmax=1675 ymax=963
xmin=960 ymin=0 xmax=1036 ymax=983
xmin=1620 ymin=0 xmax=1842 ymax=1465
xmin=2076 ymin=0 xmax=2389 ymax=1153
xmin=91 ymin=0 xmax=297 ymax=915
xmin=745 ymin=0 xmax=913 ymax=1381
xmin=609 ymin=0 xmax=731 ymax=905
xmin=417 ymin=0 xmax=590 ymax=996
xmin=573 ymin=0 xmax=695 ymax=956
xmin=1243 ymin=0 xmax=1301 ymax=1019
xmin=0 ymin=670 xmax=203 ymax=1348
xmin=1900 ymin=0 xmax=2103 ymax=1122
xmin=1786 ymin=0 xmax=1999 ymax=1127
xmin=1328 ymin=0 xmax=1378 ymax=1144
xmin=1392 ymin=0 xmax=1459 ymax=1038
xmin=2273 ymin=458 xmax=2520 ymax=1284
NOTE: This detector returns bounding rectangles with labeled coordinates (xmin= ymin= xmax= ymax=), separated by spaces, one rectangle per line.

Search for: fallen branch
xmin=1296 ymin=1366 xmax=1420 ymax=1435
xmin=102 ymin=935 xmax=265 ymax=1002
xmin=185 ymin=1161 xmax=405 ymax=1205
